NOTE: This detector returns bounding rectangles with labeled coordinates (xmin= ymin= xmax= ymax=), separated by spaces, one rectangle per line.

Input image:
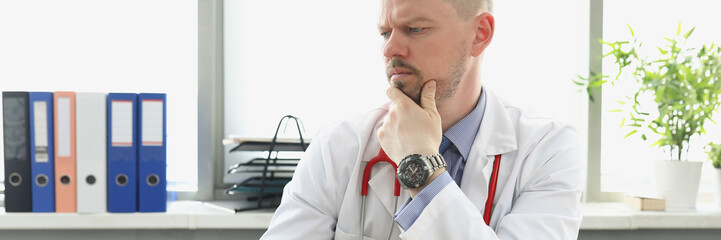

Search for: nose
xmin=382 ymin=31 xmax=409 ymax=60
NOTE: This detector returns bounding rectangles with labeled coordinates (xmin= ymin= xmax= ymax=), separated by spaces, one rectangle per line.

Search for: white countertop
xmin=2 ymin=202 xmax=721 ymax=230
xmin=0 ymin=201 xmax=274 ymax=230
xmin=580 ymin=202 xmax=721 ymax=230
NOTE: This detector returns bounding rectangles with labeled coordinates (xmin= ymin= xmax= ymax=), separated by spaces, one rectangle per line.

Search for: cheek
xmin=418 ymin=45 xmax=458 ymax=76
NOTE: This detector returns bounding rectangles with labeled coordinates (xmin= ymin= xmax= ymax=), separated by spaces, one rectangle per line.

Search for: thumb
xmin=420 ymin=80 xmax=438 ymax=112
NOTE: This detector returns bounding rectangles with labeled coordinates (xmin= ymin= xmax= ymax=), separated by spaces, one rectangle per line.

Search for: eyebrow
xmin=378 ymin=16 xmax=435 ymax=30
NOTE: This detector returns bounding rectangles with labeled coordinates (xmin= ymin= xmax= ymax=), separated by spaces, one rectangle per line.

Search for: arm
xmin=260 ymin=136 xmax=338 ymax=239
xmin=494 ymin=126 xmax=584 ymax=239
xmin=402 ymin=126 xmax=584 ymax=239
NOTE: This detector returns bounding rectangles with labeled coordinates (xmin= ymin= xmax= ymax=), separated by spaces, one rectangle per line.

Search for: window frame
xmin=189 ymin=0 xmax=226 ymax=201
xmin=585 ymin=0 xmax=624 ymax=202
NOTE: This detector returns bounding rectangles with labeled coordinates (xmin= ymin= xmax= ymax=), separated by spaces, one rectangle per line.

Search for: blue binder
xmin=107 ymin=93 xmax=138 ymax=212
xmin=138 ymin=93 xmax=167 ymax=212
xmin=29 ymin=92 xmax=55 ymax=212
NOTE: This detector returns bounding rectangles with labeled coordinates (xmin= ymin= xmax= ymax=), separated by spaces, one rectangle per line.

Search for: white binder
xmin=76 ymin=92 xmax=107 ymax=213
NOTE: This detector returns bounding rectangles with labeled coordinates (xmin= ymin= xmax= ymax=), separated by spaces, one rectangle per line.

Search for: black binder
xmin=3 ymin=92 xmax=33 ymax=212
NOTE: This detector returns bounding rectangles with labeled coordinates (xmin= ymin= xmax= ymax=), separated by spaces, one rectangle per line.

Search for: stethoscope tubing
xmin=360 ymin=149 xmax=399 ymax=240
xmin=359 ymin=148 xmax=501 ymax=239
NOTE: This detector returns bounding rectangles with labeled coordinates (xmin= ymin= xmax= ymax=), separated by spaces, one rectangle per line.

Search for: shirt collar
xmin=443 ymin=88 xmax=487 ymax=162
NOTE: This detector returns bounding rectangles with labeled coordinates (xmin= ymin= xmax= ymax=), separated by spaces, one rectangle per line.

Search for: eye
xmin=408 ymin=27 xmax=424 ymax=33
xmin=380 ymin=31 xmax=391 ymax=39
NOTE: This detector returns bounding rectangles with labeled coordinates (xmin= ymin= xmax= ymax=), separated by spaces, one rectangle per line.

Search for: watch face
xmin=398 ymin=155 xmax=429 ymax=189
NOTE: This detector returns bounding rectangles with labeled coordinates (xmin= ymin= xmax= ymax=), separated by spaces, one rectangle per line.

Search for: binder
xmin=29 ymin=92 xmax=55 ymax=212
xmin=76 ymin=93 xmax=107 ymax=213
xmin=2 ymin=92 xmax=33 ymax=212
xmin=107 ymin=93 xmax=138 ymax=212
xmin=138 ymin=93 xmax=167 ymax=212
xmin=54 ymin=91 xmax=77 ymax=212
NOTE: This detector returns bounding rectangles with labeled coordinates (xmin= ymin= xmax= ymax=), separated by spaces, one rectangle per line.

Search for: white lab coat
xmin=261 ymin=89 xmax=585 ymax=239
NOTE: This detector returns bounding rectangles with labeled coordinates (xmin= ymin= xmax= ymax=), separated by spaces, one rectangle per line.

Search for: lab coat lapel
xmin=367 ymin=163 xmax=403 ymax=217
xmin=460 ymin=88 xmax=518 ymax=214
xmin=365 ymin=114 xmax=404 ymax=219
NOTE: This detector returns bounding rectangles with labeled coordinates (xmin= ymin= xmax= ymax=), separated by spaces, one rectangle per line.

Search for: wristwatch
xmin=397 ymin=153 xmax=446 ymax=189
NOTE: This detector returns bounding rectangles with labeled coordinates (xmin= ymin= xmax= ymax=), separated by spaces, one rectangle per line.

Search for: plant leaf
xmin=684 ymin=26 xmax=696 ymax=39
xmin=624 ymin=130 xmax=638 ymax=139
xmin=676 ymin=21 xmax=682 ymax=36
xmin=626 ymin=23 xmax=635 ymax=37
xmin=650 ymin=139 xmax=663 ymax=148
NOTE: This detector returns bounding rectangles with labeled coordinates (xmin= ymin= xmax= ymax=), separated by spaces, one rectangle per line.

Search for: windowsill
xmin=0 ymin=201 xmax=273 ymax=230
xmin=581 ymin=202 xmax=721 ymax=230
xmin=2 ymin=201 xmax=721 ymax=230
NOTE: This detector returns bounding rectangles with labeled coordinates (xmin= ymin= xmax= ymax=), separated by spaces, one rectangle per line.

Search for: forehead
xmin=379 ymin=0 xmax=457 ymax=27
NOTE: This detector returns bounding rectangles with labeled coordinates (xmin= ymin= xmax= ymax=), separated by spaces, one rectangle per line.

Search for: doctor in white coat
xmin=262 ymin=0 xmax=585 ymax=239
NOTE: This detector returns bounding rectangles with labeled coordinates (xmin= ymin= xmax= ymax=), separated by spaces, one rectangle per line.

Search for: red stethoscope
xmin=360 ymin=148 xmax=502 ymax=239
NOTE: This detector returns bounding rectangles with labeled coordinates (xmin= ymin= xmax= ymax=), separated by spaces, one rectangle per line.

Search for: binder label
xmin=141 ymin=99 xmax=163 ymax=146
xmin=33 ymin=101 xmax=49 ymax=163
xmin=3 ymin=96 xmax=28 ymax=160
xmin=111 ymin=100 xmax=133 ymax=147
xmin=57 ymin=97 xmax=71 ymax=157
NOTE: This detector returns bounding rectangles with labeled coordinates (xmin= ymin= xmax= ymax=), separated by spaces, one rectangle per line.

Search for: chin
xmin=390 ymin=77 xmax=423 ymax=104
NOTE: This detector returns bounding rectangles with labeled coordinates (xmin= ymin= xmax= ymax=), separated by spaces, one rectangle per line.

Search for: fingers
xmin=385 ymin=80 xmax=438 ymax=108
xmin=379 ymin=80 xmax=442 ymax=163
xmin=385 ymin=85 xmax=408 ymax=104
xmin=420 ymin=80 xmax=437 ymax=113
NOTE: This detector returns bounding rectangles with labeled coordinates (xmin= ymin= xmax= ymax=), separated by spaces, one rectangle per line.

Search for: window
xmin=0 ymin=0 xmax=198 ymax=192
xmin=223 ymin=0 xmax=387 ymax=183
xmin=600 ymin=0 xmax=721 ymax=199
xmin=223 ymin=0 xmax=589 ymax=184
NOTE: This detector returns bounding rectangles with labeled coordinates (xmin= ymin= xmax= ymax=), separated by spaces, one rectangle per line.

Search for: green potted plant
xmin=706 ymin=142 xmax=721 ymax=207
xmin=576 ymin=23 xmax=721 ymax=209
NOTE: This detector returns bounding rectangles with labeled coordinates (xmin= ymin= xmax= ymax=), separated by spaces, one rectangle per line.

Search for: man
xmin=262 ymin=0 xmax=584 ymax=239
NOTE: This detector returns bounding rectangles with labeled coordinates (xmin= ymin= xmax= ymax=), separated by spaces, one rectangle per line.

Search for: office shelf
xmin=222 ymin=115 xmax=309 ymax=212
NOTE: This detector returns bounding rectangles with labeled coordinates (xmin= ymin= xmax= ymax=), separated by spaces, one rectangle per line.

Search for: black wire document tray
xmin=226 ymin=177 xmax=292 ymax=194
xmin=223 ymin=138 xmax=311 ymax=152
xmin=227 ymin=158 xmax=300 ymax=174
xmin=222 ymin=115 xmax=310 ymax=212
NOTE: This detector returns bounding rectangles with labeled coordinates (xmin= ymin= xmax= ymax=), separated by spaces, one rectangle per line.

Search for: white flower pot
xmin=652 ymin=160 xmax=702 ymax=210
xmin=716 ymin=168 xmax=721 ymax=208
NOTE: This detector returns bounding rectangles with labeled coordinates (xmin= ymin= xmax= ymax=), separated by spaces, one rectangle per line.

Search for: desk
xmin=2 ymin=202 xmax=721 ymax=240
xmin=0 ymin=201 xmax=270 ymax=240
xmin=579 ymin=202 xmax=721 ymax=240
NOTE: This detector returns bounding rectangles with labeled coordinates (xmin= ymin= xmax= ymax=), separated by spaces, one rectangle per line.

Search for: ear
xmin=471 ymin=12 xmax=495 ymax=57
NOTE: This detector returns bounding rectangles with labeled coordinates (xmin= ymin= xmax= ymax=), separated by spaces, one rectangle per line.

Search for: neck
xmin=438 ymin=59 xmax=482 ymax=132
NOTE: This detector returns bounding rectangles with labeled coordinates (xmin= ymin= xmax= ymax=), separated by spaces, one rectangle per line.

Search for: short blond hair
xmin=445 ymin=0 xmax=493 ymax=19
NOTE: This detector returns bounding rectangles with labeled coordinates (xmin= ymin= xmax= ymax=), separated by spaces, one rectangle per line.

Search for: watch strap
xmin=423 ymin=153 xmax=446 ymax=171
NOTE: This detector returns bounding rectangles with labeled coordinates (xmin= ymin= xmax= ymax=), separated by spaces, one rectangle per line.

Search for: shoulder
xmin=490 ymin=92 xmax=578 ymax=151
xmin=487 ymin=90 xmax=584 ymax=190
